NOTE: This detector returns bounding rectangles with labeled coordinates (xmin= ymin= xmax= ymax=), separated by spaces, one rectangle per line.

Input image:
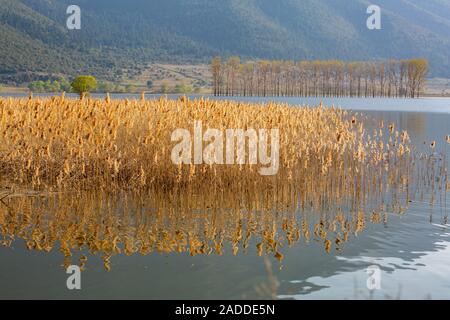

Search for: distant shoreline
xmin=1 ymin=91 xmax=450 ymax=99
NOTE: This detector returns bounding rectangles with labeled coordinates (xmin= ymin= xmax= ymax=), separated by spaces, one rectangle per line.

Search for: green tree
xmin=28 ymin=81 xmax=45 ymax=92
xmin=97 ymin=81 xmax=115 ymax=93
xmin=175 ymin=84 xmax=193 ymax=94
xmin=160 ymin=82 xmax=169 ymax=94
xmin=45 ymin=80 xmax=61 ymax=92
xmin=59 ymin=78 xmax=72 ymax=92
xmin=71 ymin=75 xmax=97 ymax=99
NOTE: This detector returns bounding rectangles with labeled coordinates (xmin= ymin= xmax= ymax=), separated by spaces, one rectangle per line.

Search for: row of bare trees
xmin=211 ymin=57 xmax=429 ymax=98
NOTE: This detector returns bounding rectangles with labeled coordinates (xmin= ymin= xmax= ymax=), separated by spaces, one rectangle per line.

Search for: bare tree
xmin=212 ymin=58 xmax=428 ymax=98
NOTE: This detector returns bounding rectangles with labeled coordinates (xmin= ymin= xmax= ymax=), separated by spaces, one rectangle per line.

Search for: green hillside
xmin=1 ymin=0 xmax=450 ymax=84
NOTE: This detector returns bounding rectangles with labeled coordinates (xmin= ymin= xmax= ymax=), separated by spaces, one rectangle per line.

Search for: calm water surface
xmin=2 ymin=93 xmax=450 ymax=113
xmin=0 ymin=95 xmax=449 ymax=299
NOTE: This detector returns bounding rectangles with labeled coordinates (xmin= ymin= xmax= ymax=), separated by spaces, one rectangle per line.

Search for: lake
xmin=2 ymin=93 xmax=450 ymax=113
xmin=0 ymin=95 xmax=449 ymax=299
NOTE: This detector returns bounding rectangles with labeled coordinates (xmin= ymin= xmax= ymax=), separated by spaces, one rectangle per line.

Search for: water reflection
xmin=0 ymin=161 xmax=447 ymax=274
xmin=278 ymin=203 xmax=450 ymax=299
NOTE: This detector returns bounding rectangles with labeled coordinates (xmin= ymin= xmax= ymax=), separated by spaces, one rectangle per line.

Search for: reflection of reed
xmin=0 ymin=164 xmax=447 ymax=272
xmin=399 ymin=112 xmax=427 ymax=137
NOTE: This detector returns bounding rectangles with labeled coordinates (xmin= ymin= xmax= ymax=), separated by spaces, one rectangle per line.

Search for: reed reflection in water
xmin=1 ymin=153 xmax=447 ymax=273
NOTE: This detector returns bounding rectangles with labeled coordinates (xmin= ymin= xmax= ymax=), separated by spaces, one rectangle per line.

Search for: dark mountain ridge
xmin=1 ymin=0 xmax=449 ymax=84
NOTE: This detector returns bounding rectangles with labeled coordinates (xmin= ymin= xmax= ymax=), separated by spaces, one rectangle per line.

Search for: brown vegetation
xmin=0 ymin=96 xmax=416 ymax=193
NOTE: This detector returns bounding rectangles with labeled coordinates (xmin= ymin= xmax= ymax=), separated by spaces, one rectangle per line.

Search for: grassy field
xmin=121 ymin=63 xmax=212 ymax=93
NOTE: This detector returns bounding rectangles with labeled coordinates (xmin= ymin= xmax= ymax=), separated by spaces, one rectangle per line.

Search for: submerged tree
xmin=211 ymin=57 xmax=429 ymax=98
xmin=211 ymin=56 xmax=223 ymax=96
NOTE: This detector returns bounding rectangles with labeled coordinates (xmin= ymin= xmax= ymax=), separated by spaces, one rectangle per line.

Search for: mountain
xmin=1 ymin=0 xmax=450 ymax=84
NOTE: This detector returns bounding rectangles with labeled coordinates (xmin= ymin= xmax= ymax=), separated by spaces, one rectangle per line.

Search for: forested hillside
xmin=1 ymin=0 xmax=450 ymax=84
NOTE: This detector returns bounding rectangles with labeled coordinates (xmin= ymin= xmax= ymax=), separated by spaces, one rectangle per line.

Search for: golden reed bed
xmin=0 ymin=96 xmax=448 ymax=269
xmin=1 ymin=96 xmax=415 ymax=192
